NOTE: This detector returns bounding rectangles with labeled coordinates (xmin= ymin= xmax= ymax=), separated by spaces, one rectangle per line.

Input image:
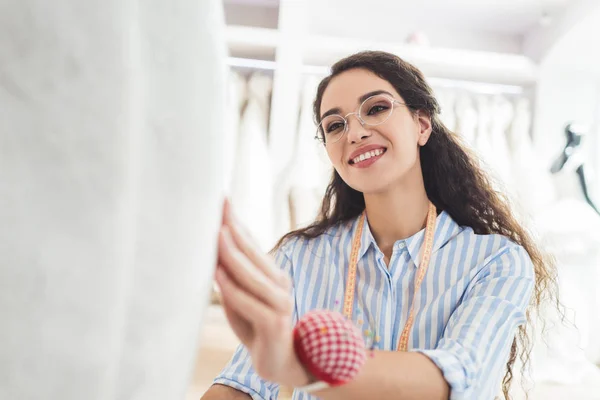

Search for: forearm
xmin=200 ymin=383 xmax=252 ymax=400
xmin=311 ymin=351 xmax=449 ymax=400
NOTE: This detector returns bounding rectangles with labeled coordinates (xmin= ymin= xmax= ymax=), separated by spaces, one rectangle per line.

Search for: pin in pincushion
xmin=292 ymin=310 xmax=367 ymax=387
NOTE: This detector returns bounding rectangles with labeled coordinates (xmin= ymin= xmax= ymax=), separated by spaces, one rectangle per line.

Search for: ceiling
xmin=224 ymin=0 xmax=575 ymax=54
xmin=544 ymin=4 xmax=600 ymax=75
xmin=224 ymin=0 xmax=573 ymax=35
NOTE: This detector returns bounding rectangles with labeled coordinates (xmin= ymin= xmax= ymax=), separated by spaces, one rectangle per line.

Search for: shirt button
xmin=395 ymin=241 xmax=406 ymax=250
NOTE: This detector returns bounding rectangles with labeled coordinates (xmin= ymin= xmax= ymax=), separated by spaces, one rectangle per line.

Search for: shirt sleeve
xmin=213 ymin=243 xmax=298 ymax=400
xmin=413 ymin=244 xmax=535 ymax=400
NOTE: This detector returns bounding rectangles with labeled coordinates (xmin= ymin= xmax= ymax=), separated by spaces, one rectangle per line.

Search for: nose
xmin=345 ymin=113 xmax=370 ymax=144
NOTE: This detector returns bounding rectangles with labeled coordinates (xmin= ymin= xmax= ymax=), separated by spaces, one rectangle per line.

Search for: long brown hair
xmin=273 ymin=51 xmax=559 ymax=399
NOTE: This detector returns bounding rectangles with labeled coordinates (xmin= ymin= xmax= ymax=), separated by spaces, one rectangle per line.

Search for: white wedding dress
xmin=288 ymin=75 xmax=331 ymax=229
xmin=223 ymin=70 xmax=247 ymax=192
xmin=0 ymin=1 xmax=227 ymax=399
xmin=230 ymin=73 xmax=276 ymax=251
xmin=434 ymin=87 xmax=457 ymax=132
xmin=454 ymin=93 xmax=478 ymax=147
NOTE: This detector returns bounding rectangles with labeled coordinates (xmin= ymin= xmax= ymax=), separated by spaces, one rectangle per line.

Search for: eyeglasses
xmin=315 ymin=94 xmax=407 ymax=144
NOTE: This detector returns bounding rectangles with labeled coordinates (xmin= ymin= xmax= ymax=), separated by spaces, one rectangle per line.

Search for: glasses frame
xmin=315 ymin=94 xmax=407 ymax=145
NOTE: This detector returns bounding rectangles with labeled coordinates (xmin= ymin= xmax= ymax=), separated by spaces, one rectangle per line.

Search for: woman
xmin=202 ymin=51 xmax=558 ymax=400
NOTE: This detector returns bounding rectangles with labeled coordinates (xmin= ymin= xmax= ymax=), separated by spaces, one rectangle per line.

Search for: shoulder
xmin=451 ymin=226 xmax=535 ymax=280
xmin=272 ymin=219 xmax=355 ymax=264
xmin=482 ymin=237 xmax=535 ymax=281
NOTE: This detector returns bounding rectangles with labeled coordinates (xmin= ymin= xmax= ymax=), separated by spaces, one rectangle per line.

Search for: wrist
xmin=281 ymin=343 xmax=315 ymax=388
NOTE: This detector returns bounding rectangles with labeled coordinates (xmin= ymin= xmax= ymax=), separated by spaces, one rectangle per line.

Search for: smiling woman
xmin=202 ymin=51 xmax=561 ymax=400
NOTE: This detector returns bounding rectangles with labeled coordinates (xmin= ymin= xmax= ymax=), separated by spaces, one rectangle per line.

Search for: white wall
xmin=533 ymin=67 xmax=600 ymax=164
xmin=531 ymin=3 xmax=600 ymax=201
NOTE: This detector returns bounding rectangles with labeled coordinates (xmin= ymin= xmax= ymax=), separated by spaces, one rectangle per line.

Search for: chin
xmin=347 ymin=179 xmax=392 ymax=195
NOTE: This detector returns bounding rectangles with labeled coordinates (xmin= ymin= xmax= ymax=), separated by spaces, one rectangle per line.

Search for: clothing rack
xmin=227 ymin=57 xmax=524 ymax=96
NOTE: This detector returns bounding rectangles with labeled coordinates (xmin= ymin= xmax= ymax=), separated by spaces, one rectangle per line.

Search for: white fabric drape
xmin=287 ymin=76 xmax=331 ymax=229
xmin=230 ymin=73 xmax=275 ymax=252
xmin=223 ymin=71 xmax=247 ymax=192
xmin=488 ymin=96 xmax=515 ymax=189
xmin=436 ymin=88 xmax=457 ymax=132
xmin=454 ymin=93 xmax=478 ymax=146
xmin=506 ymin=98 xmax=558 ymax=217
xmin=0 ymin=1 xmax=227 ymax=399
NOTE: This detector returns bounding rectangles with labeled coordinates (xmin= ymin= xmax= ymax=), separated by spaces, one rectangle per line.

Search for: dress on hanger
xmin=506 ymin=98 xmax=557 ymax=218
xmin=474 ymin=95 xmax=507 ymax=192
xmin=223 ymin=70 xmax=247 ymax=192
xmin=435 ymin=88 xmax=457 ymax=132
xmin=454 ymin=93 xmax=478 ymax=147
xmin=230 ymin=73 xmax=276 ymax=252
xmin=287 ymin=76 xmax=331 ymax=229
xmin=488 ymin=96 xmax=515 ymax=189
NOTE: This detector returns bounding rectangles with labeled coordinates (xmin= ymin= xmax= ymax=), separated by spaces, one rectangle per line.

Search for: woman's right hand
xmin=214 ymin=199 xmax=311 ymax=389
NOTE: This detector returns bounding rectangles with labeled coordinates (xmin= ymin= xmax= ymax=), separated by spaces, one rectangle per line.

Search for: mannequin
xmin=550 ymin=123 xmax=600 ymax=216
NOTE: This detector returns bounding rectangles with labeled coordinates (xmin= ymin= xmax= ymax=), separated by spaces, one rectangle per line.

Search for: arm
xmin=200 ymin=383 xmax=252 ymax=400
xmin=311 ymin=351 xmax=449 ymax=400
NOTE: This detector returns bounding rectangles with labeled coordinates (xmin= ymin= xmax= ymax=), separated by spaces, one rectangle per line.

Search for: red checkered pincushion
xmin=292 ymin=310 xmax=366 ymax=386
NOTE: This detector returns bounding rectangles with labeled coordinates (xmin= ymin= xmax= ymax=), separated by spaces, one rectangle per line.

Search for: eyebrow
xmin=320 ymin=90 xmax=395 ymax=120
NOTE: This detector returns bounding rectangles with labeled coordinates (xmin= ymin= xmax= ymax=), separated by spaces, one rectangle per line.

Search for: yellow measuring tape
xmin=342 ymin=201 xmax=437 ymax=351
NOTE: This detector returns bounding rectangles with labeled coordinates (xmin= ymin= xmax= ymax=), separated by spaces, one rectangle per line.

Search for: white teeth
xmin=352 ymin=148 xmax=385 ymax=164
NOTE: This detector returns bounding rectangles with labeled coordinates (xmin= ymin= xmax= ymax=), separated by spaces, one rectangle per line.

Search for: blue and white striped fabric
xmin=214 ymin=210 xmax=535 ymax=400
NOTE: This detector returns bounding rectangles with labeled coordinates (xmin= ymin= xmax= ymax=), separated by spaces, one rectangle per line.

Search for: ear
xmin=416 ymin=111 xmax=432 ymax=146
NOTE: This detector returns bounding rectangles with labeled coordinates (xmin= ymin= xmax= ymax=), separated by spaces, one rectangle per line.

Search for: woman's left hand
xmin=214 ymin=199 xmax=311 ymax=388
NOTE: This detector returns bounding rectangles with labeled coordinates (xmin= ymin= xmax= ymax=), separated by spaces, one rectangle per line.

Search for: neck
xmin=364 ymin=174 xmax=430 ymax=253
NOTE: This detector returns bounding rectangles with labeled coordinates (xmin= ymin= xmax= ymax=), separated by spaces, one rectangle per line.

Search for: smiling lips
xmin=349 ymin=146 xmax=387 ymax=168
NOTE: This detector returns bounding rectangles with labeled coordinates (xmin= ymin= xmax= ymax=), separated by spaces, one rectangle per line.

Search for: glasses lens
xmin=318 ymin=115 xmax=346 ymax=143
xmin=359 ymin=95 xmax=393 ymax=126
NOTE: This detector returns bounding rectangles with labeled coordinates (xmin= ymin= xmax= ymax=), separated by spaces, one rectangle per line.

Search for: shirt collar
xmin=353 ymin=210 xmax=462 ymax=268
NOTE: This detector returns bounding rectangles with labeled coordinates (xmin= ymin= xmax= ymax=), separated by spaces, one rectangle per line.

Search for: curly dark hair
xmin=273 ymin=50 xmax=560 ymax=399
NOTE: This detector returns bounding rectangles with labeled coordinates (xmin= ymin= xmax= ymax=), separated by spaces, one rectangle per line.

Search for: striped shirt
xmin=214 ymin=210 xmax=535 ymax=400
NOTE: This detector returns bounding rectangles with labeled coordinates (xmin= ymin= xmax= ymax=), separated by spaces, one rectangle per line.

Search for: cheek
xmin=326 ymin=146 xmax=344 ymax=167
xmin=387 ymin=122 xmax=419 ymax=148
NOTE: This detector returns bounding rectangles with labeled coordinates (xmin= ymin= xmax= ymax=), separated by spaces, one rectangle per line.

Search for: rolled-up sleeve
xmin=213 ymin=244 xmax=298 ymax=400
xmin=414 ymin=245 xmax=535 ymax=399
xmin=213 ymin=344 xmax=280 ymax=400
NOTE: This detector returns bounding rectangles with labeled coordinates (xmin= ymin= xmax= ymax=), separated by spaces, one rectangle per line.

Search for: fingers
xmin=222 ymin=200 xmax=290 ymax=290
xmin=218 ymin=226 xmax=292 ymax=315
xmin=215 ymin=265 xmax=253 ymax=344
xmin=215 ymin=264 xmax=275 ymax=330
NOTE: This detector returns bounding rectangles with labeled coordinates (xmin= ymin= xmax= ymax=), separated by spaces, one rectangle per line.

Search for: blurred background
xmin=1 ymin=0 xmax=599 ymax=399
xmin=194 ymin=0 xmax=600 ymax=399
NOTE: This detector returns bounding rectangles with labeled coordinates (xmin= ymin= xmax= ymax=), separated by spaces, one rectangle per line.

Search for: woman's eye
xmin=326 ymin=122 xmax=344 ymax=133
xmin=368 ymin=105 xmax=388 ymax=115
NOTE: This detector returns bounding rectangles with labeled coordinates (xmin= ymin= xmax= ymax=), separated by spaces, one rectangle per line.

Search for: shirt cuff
xmin=413 ymin=341 xmax=476 ymax=400
xmin=213 ymin=377 xmax=273 ymax=400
